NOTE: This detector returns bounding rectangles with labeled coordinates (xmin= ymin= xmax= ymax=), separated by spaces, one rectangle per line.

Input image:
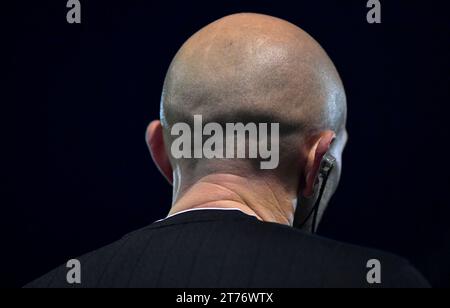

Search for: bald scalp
xmin=160 ymin=13 xmax=346 ymax=173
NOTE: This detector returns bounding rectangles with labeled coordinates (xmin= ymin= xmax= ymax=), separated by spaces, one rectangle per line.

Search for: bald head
xmin=153 ymin=13 xmax=347 ymax=192
xmin=161 ymin=13 xmax=346 ymax=135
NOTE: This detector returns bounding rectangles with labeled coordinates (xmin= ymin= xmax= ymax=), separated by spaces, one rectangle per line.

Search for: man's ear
xmin=302 ymin=130 xmax=336 ymax=197
xmin=146 ymin=120 xmax=173 ymax=185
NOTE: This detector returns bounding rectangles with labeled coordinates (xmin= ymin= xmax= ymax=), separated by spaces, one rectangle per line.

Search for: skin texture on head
xmin=147 ymin=13 xmax=348 ymax=228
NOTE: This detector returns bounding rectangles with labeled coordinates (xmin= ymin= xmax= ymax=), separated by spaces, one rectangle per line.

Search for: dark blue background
xmin=8 ymin=0 xmax=450 ymax=288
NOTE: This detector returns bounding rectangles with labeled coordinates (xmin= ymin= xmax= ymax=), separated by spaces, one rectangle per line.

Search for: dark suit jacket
xmin=25 ymin=209 xmax=430 ymax=288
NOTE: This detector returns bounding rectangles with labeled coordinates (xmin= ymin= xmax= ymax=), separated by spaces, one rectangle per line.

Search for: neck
xmin=168 ymin=173 xmax=295 ymax=225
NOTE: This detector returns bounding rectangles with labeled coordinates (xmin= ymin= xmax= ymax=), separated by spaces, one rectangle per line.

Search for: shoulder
xmin=24 ymin=238 xmax=127 ymax=288
xmin=24 ymin=218 xmax=431 ymax=288
xmin=243 ymin=220 xmax=430 ymax=288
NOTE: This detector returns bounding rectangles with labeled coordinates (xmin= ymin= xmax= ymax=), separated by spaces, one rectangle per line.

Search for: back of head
xmin=152 ymin=13 xmax=348 ymax=213
xmin=160 ymin=13 xmax=346 ymax=183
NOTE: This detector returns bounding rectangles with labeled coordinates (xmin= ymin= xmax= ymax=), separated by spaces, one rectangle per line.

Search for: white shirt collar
xmin=155 ymin=207 xmax=251 ymax=223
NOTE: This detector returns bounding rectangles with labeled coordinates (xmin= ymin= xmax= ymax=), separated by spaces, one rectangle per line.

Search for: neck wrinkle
xmin=169 ymin=173 xmax=294 ymax=226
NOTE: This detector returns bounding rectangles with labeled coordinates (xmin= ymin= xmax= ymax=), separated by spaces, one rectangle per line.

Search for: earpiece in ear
xmin=320 ymin=154 xmax=336 ymax=177
xmin=295 ymin=153 xmax=336 ymax=233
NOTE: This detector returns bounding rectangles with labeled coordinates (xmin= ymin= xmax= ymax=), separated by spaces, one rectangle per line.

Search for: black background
xmin=7 ymin=0 xmax=450 ymax=288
